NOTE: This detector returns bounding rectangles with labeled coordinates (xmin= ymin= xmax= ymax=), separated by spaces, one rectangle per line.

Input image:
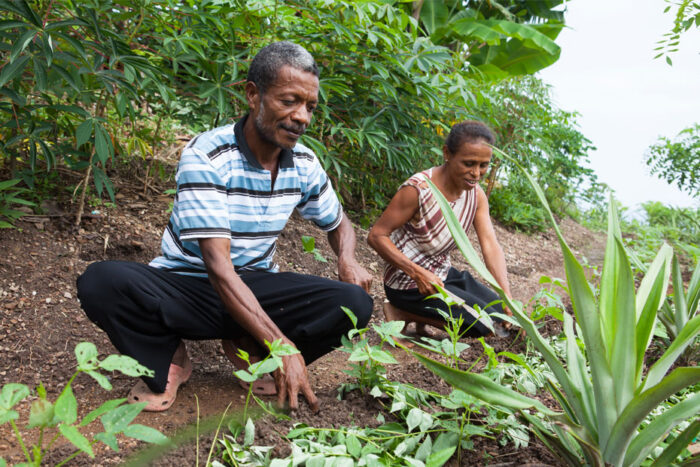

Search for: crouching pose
xmin=77 ymin=42 xmax=373 ymax=412
xmin=368 ymin=121 xmax=512 ymax=338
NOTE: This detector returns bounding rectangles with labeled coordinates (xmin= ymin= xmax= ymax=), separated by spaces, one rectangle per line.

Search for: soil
xmin=0 ymin=172 xmax=605 ymax=466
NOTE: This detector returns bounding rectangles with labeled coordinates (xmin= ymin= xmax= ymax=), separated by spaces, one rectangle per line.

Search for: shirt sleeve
xmin=296 ymin=156 xmax=343 ymax=231
xmin=174 ymin=147 xmax=231 ymax=241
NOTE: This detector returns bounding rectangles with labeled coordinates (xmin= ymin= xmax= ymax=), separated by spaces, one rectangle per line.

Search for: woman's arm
xmin=368 ymin=186 xmax=444 ymax=295
xmin=472 ymin=186 xmax=513 ymax=305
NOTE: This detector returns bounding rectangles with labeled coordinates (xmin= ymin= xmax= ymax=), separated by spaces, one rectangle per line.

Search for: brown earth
xmin=0 ymin=175 xmax=605 ymax=466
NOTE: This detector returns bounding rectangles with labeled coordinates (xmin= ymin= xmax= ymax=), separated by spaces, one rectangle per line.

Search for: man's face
xmin=248 ymin=66 xmax=319 ymax=150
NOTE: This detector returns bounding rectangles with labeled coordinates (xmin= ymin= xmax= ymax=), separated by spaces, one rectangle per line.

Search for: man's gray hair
xmin=247 ymin=41 xmax=319 ymax=94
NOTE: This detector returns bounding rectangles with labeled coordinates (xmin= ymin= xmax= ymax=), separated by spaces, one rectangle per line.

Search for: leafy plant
xmin=655 ymin=0 xmax=700 ymax=64
xmin=300 ymin=235 xmax=327 ymax=263
xmin=0 ymin=342 xmax=168 ymax=466
xmin=416 ymin=147 xmax=700 ymax=466
xmin=645 ymin=123 xmax=700 ymax=198
xmin=0 ymin=178 xmax=34 ymax=228
xmin=337 ymin=307 xmax=404 ymax=397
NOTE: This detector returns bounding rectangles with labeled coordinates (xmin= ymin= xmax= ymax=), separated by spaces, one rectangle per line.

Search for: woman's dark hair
xmin=444 ymin=120 xmax=495 ymax=154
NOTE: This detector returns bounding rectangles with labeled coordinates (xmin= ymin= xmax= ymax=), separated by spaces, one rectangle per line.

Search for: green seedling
xmin=300 ymin=235 xmax=328 ymax=263
xmin=0 ymin=342 xmax=168 ymax=466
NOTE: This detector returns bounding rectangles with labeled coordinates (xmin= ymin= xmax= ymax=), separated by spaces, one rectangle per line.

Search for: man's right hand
xmin=274 ymin=349 xmax=319 ymax=412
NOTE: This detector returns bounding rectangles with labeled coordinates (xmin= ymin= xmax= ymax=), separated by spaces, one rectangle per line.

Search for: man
xmin=77 ymin=42 xmax=373 ymax=412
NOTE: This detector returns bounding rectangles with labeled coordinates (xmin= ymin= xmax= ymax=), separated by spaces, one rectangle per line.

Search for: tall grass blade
xmin=642 ymin=315 xmax=700 ymax=391
xmin=604 ymin=367 xmax=700 ymax=465
xmin=599 ymin=195 xmax=624 ymax=357
xmin=687 ymin=259 xmax=700 ymax=315
xmin=671 ymin=255 xmax=689 ymax=331
xmin=491 ymin=147 xmax=616 ymax=445
xmin=649 ymin=419 xmax=700 ymax=467
xmin=607 ymin=235 xmax=637 ymax=414
xmin=623 ymin=392 xmax=700 ymax=466
xmin=634 ymin=244 xmax=673 ymax=383
xmin=412 ymin=351 xmax=561 ymax=416
xmin=563 ymin=313 xmax=597 ymax=438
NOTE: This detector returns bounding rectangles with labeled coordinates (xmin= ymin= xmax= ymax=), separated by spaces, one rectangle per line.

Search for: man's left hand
xmin=338 ymin=259 xmax=373 ymax=292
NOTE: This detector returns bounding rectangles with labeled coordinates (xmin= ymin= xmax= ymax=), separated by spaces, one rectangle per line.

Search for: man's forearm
xmin=328 ymin=214 xmax=357 ymax=264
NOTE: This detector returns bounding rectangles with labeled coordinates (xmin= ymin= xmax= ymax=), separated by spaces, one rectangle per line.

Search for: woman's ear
xmin=442 ymin=145 xmax=450 ymax=163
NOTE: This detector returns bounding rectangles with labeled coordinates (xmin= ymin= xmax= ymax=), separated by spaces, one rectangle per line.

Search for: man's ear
xmin=245 ymin=81 xmax=260 ymax=112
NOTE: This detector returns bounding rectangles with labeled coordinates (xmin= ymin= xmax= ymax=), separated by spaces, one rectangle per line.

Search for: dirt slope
xmin=0 ymin=182 xmax=604 ymax=466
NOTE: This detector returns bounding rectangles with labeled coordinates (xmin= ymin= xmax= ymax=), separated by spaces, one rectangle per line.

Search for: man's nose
xmin=291 ymin=105 xmax=311 ymax=126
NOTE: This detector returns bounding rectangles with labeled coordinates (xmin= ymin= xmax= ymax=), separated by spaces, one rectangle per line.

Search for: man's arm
xmin=327 ymin=214 xmax=373 ymax=292
xmin=199 ymin=237 xmax=319 ymax=412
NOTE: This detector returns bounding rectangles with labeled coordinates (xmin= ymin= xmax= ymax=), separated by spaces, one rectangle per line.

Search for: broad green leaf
xmin=95 ymin=431 xmax=119 ymax=451
xmin=642 ymin=315 xmax=700 ymax=391
xmin=75 ymin=342 xmax=99 ymax=369
xmin=86 ymin=370 xmax=112 ymax=390
xmin=426 ymin=446 xmax=455 ymax=467
xmin=93 ymin=124 xmax=113 ymax=164
xmin=75 ymin=120 xmax=93 ymax=148
xmin=27 ymin=399 xmax=54 ymax=429
xmin=234 ymin=369 xmax=256 ymax=383
xmin=624 ymin=392 xmax=700 ymax=466
xmin=413 ymin=351 xmax=559 ymax=415
xmin=123 ymin=423 xmax=169 ymax=444
xmin=99 ymin=355 xmax=153 ymax=377
xmin=604 ymin=367 xmax=700 ymax=465
xmin=420 ymin=0 xmax=449 ymax=35
xmin=0 ymin=410 xmax=19 ymax=425
xmin=0 ymin=383 xmax=29 ymax=409
xmin=59 ymin=424 xmax=94 ymax=457
xmin=101 ymin=402 xmax=145 ymax=433
xmin=341 ymin=306 xmax=358 ymax=328
xmin=563 ymin=313 xmax=596 ymax=437
xmin=369 ymin=348 xmax=398 ymax=364
xmin=54 ymin=385 xmax=78 ymax=425
xmin=0 ymin=55 xmax=30 ymax=87
xmin=345 ymin=433 xmax=361 ymax=458
xmin=79 ymin=398 xmax=127 ymax=427
xmin=9 ymin=29 xmax=36 ymax=63
xmin=244 ymin=417 xmax=255 ymax=446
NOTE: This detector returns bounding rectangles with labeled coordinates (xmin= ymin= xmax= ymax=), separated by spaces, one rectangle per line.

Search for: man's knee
xmin=338 ymin=284 xmax=373 ymax=329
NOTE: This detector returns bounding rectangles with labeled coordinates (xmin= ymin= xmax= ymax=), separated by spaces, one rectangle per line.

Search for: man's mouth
xmin=280 ymin=124 xmax=305 ymax=138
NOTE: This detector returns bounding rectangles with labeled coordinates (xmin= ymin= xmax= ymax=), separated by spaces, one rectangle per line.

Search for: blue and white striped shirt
xmin=150 ymin=115 xmax=343 ymax=275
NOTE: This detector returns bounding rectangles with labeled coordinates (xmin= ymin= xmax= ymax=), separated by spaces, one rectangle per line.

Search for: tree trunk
xmin=412 ymin=0 xmax=424 ymax=21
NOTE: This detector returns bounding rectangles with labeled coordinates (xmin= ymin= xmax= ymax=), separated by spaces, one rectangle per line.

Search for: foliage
xmin=0 ymin=0 xmax=585 ymax=229
xmin=419 ymin=148 xmax=700 ymax=466
xmin=645 ymin=123 xmax=700 ymax=198
xmin=337 ymin=307 xmax=403 ymax=397
xmin=0 ymin=342 xmax=167 ymax=466
xmin=471 ymin=76 xmax=601 ymax=231
xmin=406 ymin=0 xmax=566 ymax=78
xmin=655 ymin=0 xmax=700 ymax=64
xmin=300 ymin=235 xmax=327 ymax=263
xmin=0 ymin=178 xmax=34 ymax=227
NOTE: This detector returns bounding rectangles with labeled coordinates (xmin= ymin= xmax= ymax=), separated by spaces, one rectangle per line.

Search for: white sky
xmin=537 ymin=0 xmax=700 ymax=212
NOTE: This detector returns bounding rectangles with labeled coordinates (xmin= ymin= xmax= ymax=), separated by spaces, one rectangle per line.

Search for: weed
xmin=0 ymin=342 xmax=167 ymax=466
xmin=300 ymin=236 xmax=328 ymax=263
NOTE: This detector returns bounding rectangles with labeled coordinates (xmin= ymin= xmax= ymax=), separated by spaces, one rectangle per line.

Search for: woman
xmin=368 ymin=121 xmax=512 ymax=337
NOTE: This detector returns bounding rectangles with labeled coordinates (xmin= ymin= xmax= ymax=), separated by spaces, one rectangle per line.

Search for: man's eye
xmin=281 ymin=100 xmax=295 ymax=106
xmin=308 ymin=105 xmax=317 ymax=113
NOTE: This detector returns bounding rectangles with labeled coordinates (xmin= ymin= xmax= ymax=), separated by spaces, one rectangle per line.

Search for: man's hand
xmin=274 ymin=348 xmax=319 ymax=413
xmin=411 ymin=266 xmax=444 ymax=296
xmin=338 ymin=259 xmax=373 ymax=292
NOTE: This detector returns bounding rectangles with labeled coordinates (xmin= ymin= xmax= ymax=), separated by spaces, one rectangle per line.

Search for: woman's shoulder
xmin=402 ymin=168 xmax=434 ymax=190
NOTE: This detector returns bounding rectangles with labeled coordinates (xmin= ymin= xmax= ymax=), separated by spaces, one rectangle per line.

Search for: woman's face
xmin=443 ymin=140 xmax=492 ymax=191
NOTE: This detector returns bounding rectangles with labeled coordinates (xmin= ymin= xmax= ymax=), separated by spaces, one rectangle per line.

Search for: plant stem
xmin=55 ymin=440 xmax=97 ymax=467
xmin=11 ymin=419 xmax=32 ymax=463
xmin=205 ymin=403 xmax=231 ymax=467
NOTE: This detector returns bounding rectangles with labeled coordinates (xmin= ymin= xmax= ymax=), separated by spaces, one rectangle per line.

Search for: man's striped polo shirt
xmin=149 ymin=115 xmax=343 ymax=276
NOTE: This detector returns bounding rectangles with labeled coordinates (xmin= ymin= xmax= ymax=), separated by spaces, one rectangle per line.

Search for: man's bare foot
xmin=221 ymin=338 xmax=276 ymax=395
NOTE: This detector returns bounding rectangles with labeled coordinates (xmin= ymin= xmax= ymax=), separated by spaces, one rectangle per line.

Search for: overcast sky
xmin=537 ymin=0 xmax=700 ymax=212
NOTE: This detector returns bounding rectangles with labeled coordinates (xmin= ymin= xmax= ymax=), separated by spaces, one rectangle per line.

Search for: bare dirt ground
xmin=0 ymin=175 xmax=605 ymax=466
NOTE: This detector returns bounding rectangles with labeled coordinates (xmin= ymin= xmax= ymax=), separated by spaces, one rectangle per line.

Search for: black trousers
xmin=76 ymin=261 xmax=373 ymax=392
xmin=384 ymin=268 xmax=502 ymax=337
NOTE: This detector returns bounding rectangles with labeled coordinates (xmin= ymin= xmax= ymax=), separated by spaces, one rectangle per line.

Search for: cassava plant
xmin=0 ymin=342 xmax=168 ymax=466
xmin=414 ymin=146 xmax=700 ymax=466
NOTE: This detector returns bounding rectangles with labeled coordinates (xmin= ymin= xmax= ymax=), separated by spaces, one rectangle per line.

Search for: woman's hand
xmin=411 ymin=266 xmax=444 ymax=296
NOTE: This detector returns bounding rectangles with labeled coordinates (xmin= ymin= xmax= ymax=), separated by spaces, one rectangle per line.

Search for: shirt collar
xmin=234 ymin=115 xmax=295 ymax=170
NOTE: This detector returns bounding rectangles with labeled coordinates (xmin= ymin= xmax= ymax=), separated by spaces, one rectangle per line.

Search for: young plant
xmin=0 ymin=179 xmax=35 ymax=228
xmin=337 ymin=307 xmax=404 ymax=397
xmin=415 ymin=147 xmax=700 ymax=466
xmin=0 ymin=342 xmax=168 ymax=466
xmin=300 ymin=235 xmax=328 ymax=263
